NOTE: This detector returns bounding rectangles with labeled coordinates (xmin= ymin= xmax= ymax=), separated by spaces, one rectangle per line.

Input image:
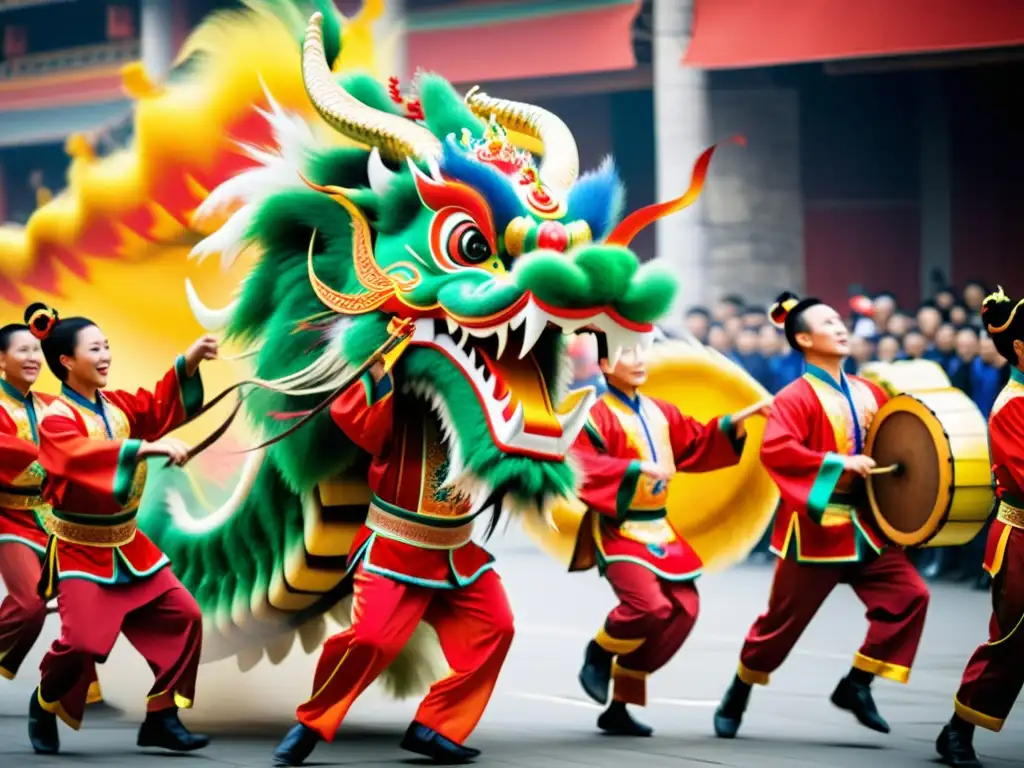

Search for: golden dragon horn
xmin=302 ymin=12 xmax=442 ymax=163
xmin=464 ymin=85 xmax=580 ymax=194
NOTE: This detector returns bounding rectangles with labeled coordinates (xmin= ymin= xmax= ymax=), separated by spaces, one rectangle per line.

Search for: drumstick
xmin=869 ymin=463 xmax=901 ymax=475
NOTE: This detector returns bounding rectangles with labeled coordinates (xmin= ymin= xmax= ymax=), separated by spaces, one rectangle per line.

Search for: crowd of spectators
xmin=568 ymin=280 xmax=1010 ymax=590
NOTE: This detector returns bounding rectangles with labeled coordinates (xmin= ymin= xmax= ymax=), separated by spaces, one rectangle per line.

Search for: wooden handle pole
xmin=869 ymin=463 xmax=901 ymax=475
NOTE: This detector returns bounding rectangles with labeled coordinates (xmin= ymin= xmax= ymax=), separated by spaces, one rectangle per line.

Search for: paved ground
xmin=1 ymin=527 xmax=1021 ymax=766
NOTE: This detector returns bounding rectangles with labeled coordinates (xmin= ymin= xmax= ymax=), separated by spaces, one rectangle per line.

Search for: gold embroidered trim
xmin=0 ymin=490 xmax=44 ymax=510
xmin=997 ymin=501 xmax=1024 ymax=530
xmin=366 ymin=503 xmax=473 ymax=550
xmin=49 ymin=517 xmax=137 ymax=548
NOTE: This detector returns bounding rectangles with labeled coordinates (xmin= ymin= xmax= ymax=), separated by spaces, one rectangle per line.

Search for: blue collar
xmin=607 ymin=383 xmax=641 ymax=413
xmin=805 ymin=363 xmax=848 ymax=393
xmin=61 ymin=384 xmax=115 ymax=439
xmin=61 ymin=384 xmax=105 ymax=415
xmin=1012 ymin=367 xmax=1024 ymax=385
xmin=0 ymin=378 xmax=30 ymax=404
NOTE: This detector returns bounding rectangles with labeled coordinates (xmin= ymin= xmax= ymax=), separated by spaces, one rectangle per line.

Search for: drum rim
xmin=866 ymin=393 xmax=955 ymax=547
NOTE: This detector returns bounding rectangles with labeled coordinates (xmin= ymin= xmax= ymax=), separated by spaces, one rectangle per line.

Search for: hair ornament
xmin=982 ymin=285 xmax=1023 ymax=334
xmin=27 ymin=305 xmax=59 ymax=341
xmin=769 ymin=292 xmax=800 ymax=329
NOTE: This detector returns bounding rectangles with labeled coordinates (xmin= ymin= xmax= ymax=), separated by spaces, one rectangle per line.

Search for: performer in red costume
xmin=0 ymin=322 xmax=53 ymax=681
xmin=23 ymin=303 xmax=216 ymax=756
xmin=0 ymin=322 xmax=114 ymax=713
xmin=936 ymin=287 xmax=1024 ymax=768
xmin=572 ymin=341 xmax=770 ymax=736
xmin=273 ymin=353 xmax=515 ymax=767
xmin=713 ymin=292 xmax=930 ymax=739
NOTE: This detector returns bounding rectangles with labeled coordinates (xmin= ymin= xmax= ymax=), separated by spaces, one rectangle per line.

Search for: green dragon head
xmin=185 ymin=13 xmax=722 ymax=517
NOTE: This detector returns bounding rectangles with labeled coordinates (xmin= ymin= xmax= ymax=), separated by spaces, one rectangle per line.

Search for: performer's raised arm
xmin=108 ymin=350 xmax=207 ymax=442
xmin=663 ymin=402 xmax=754 ymax=474
xmin=328 ymin=362 xmax=395 ymax=457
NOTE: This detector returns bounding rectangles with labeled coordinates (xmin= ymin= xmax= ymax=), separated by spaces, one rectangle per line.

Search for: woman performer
xmin=0 ymin=322 xmax=53 ymax=681
xmin=713 ymin=292 xmax=930 ymax=739
xmin=936 ymin=287 xmax=1024 ymax=768
xmin=24 ymin=303 xmax=216 ymax=756
xmin=0 ymin=322 xmax=115 ymax=713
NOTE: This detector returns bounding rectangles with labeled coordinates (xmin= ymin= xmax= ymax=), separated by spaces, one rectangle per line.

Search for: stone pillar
xmin=917 ymin=72 xmax=952 ymax=299
xmin=653 ymin=0 xmax=711 ymax=330
xmin=375 ymin=0 xmax=408 ymax=83
xmin=140 ymin=0 xmax=174 ymax=83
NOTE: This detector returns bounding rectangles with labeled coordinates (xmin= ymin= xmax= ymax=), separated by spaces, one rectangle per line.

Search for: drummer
xmin=937 ymin=287 xmax=1024 ymax=768
xmin=713 ymin=291 xmax=930 ymax=739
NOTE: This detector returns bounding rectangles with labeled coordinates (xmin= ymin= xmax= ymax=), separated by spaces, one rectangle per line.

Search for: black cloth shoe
xmin=578 ymin=640 xmax=614 ymax=705
xmin=597 ymin=701 xmax=653 ymax=736
xmin=137 ymin=708 xmax=210 ymax=752
xmin=713 ymin=676 xmax=751 ymax=739
xmin=400 ymin=721 xmax=480 ymax=764
xmin=28 ymin=689 xmax=60 ymax=755
xmin=936 ymin=724 xmax=983 ymax=767
xmin=830 ymin=676 xmax=890 ymax=734
xmin=273 ymin=723 xmax=321 ymax=767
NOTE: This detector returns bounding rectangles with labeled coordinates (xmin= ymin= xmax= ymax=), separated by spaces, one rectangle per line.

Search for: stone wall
xmin=701 ymin=86 xmax=804 ymax=308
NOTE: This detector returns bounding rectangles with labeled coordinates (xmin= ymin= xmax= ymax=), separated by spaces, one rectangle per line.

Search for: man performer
xmin=713 ymin=292 xmax=930 ymax=738
xmin=272 ymin=349 xmax=515 ymax=766
xmin=936 ymin=287 xmax=1024 ymax=768
xmin=572 ymin=341 xmax=770 ymax=736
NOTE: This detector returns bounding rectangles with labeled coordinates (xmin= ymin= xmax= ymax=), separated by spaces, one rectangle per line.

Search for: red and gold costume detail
xmin=296 ymin=370 xmax=514 ymax=746
xmin=737 ymin=365 xmax=929 ymax=687
xmin=33 ymin=356 xmax=205 ymax=730
xmin=953 ymin=365 xmax=1024 ymax=732
xmin=570 ymin=386 xmax=744 ymax=705
xmin=0 ymin=379 xmax=52 ymax=680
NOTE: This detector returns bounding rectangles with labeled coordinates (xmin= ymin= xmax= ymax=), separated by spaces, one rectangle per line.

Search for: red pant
xmin=595 ymin=562 xmax=700 ymax=706
xmin=297 ymin=565 xmax=514 ymax=744
xmin=739 ymin=548 xmax=929 ymax=685
xmin=38 ymin=567 xmax=202 ymax=729
xmin=955 ymin=528 xmax=1024 ymax=732
xmin=0 ymin=541 xmax=48 ymax=680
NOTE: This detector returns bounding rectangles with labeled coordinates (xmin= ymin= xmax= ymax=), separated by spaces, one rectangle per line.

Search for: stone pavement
xmin=1 ymin=529 xmax=1021 ymax=766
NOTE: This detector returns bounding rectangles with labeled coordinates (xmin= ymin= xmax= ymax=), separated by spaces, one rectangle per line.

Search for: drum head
xmin=865 ymin=394 xmax=954 ymax=547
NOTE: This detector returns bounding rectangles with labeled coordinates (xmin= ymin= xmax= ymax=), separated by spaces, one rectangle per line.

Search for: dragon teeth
xmin=518 ymin=301 xmax=547 ymax=359
xmin=493 ymin=324 xmax=508 ymax=358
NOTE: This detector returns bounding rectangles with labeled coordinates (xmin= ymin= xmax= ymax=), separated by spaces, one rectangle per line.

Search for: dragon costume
xmin=121 ymin=3 xmax=735 ymax=762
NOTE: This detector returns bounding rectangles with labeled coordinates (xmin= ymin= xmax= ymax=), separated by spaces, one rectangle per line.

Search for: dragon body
xmin=132 ymin=6 xmax=703 ymax=697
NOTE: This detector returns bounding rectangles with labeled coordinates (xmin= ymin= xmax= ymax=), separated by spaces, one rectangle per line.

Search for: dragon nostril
xmin=536 ymin=221 xmax=568 ymax=252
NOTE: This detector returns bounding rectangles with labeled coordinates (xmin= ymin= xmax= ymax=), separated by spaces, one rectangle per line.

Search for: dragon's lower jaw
xmin=408 ymin=307 xmax=649 ymax=460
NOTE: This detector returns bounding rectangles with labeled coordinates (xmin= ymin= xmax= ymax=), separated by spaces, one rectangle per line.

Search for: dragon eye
xmin=447 ymin=220 xmax=492 ymax=266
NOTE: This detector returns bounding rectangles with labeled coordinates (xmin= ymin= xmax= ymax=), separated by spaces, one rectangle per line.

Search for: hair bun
xmin=24 ymin=302 xmax=59 ymax=341
xmin=769 ymin=291 xmax=800 ymax=329
xmin=981 ymin=287 xmax=1017 ymax=334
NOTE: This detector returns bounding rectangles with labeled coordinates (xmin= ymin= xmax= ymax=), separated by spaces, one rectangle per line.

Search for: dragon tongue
xmin=488 ymin=351 xmax=563 ymax=439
